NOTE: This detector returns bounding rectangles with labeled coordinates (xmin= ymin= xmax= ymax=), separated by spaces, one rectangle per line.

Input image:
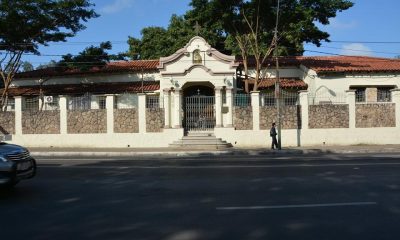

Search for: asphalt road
xmin=1 ymin=153 xmax=400 ymax=240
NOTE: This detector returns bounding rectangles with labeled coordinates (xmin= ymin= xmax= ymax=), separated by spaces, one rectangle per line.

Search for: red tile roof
xmin=15 ymin=56 xmax=400 ymax=80
xmin=15 ymin=60 xmax=160 ymax=79
xmin=242 ymin=56 xmax=400 ymax=74
xmin=258 ymin=78 xmax=307 ymax=89
xmin=247 ymin=78 xmax=307 ymax=89
xmin=4 ymin=81 xmax=160 ymax=96
xmin=296 ymin=56 xmax=400 ymax=73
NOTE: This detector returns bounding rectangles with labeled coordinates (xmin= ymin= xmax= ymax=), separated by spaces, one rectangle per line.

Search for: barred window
xmin=377 ymin=88 xmax=392 ymax=102
xmin=354 ymin=88 xmax=366 ymax=103
xmin=68 ymin=94 xmax=91 ymax=110
xmin=4 ymin=98 xmax=15 ymax=111
xmin=97 ymin=96 xmax=106 ymax=109
xmin=23 ymin=96 xmax=39 ymax=111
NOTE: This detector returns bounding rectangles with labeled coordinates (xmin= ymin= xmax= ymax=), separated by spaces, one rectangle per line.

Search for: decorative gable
xmin=158 ymin=36 xmax=238 ymax=76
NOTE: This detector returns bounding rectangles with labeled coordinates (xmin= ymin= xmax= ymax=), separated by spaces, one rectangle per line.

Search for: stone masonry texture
xmin=309 ymin=105 xmax=349 ymax=129
xmin=22 ymin=110 xmax=60 ymax=134
xmin=68 ymin=110 xmax=107 ymax=133
xmin=260 ymin=106 xmax=301 ymax=130
xmin=114 ymin=109 xmax=139 ymax=133
xmin=0 ymin=112 xmax=15 ymax=134
xmin=146 ymin=108 xmax=165 ymax=132
xmin=234 ymin=106 xmax=253 ymax=130
xmin=356 ymin=103 xmax=395 ymax=128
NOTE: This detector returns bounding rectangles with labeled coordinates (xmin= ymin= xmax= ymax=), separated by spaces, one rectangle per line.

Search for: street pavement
xmin=2 ymin=153 xmax=400 ymax=240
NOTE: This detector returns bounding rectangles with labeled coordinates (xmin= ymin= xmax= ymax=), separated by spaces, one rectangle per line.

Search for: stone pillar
xmin=106 ymin=95 xmax=114 ymax=134
xmin=14 ymin=96 xmax=22 ymax=135
xmin=59 ymin=96 xmax=68 ymax=134
xmin=163 ymin=88 xmax=171 ymax=128
xmin=138 ymin=93 xmax=146 ymax=133
xmin=173 ymin=88 xmax=182 ymax=128
xmin=391 ymin=88 xmax=400 ymax=127
xmin=215 ymin=86 xmax=223 ymax=127
xmin=225 ymin=87 xmax=234 ymax=127
xmin=251 ymin=91 xmax=260 ymax=131
xmin=299 ymin=90 xmax=309 ymax=129
xmin=346 ymin=90 xmax=356 ymax=129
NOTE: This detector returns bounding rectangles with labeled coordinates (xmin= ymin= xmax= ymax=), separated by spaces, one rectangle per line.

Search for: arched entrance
xmin=182 ymin=83 xmax=215 ymax=133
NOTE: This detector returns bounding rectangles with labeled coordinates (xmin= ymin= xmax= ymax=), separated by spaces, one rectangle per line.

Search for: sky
xmin=23 ymin=0 xmax=400 ymax=68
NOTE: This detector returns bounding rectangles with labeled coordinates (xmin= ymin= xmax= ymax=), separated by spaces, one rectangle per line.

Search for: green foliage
xmin=20 ymin=61 xmax=34 ymax=72
xmin=0 ymin=0 xmax=99 ymax=54
xmin=127 ymin=0 xmax=353 ymax=59
xmin=58 ymin=41 xmax=122 ymax=71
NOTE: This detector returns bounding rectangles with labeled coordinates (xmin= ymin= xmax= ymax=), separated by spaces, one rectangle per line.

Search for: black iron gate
xmin=184 ymin=96 xmax=215 ymax=132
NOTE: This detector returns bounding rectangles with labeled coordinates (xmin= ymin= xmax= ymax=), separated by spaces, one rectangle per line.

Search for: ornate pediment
xmin=158 ymin=36 xmax=238 ymax=75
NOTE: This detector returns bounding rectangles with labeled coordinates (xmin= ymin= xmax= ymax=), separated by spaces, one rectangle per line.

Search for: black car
xmin=0 ymin=142 xmax=36 ymax=187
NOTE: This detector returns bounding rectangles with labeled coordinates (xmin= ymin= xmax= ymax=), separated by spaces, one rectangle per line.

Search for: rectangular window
xmin=97 ymin=96 xmax=107 ymax=109
xmin=377 ymin=88 xmax=392 ymax=102
xmin=4 ymin=98 xmax=15 ymax=111
xmin=354 ymin=88 xmax=366 ymax=103
xmin=23 ymin=96 xmax=39 ymax=111
xmin=68 ymin=94 xmax=91 ymax=110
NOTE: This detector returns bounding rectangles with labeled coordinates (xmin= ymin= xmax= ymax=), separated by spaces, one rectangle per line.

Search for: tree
xmin=127 ymin=0 xmax=353 ymax=60
xmin=58 ymin=41 xmax=125 ymax=71
xmin=0 ymin=0 xmax=98 ymax=110
xmin=20 ymin=61 xmax=34 ymax=72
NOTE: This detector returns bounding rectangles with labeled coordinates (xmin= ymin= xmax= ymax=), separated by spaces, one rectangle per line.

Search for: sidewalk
xmin=28 ymin=144 xmax=400 ymax=158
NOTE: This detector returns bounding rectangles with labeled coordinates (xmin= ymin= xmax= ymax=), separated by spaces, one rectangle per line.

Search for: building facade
xmin=2 ymin=36 xmax=400 ymax=148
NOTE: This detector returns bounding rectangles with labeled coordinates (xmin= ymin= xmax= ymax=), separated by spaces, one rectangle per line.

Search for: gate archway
xmin=182 ymin=84 xmax=215 ymax=133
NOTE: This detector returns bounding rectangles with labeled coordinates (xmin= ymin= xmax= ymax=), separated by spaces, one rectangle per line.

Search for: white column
xmin=163 ymin=88 xmax=171 ymax=128
xmin=251 ymin=91 xmax=260 ymax=131
xmin=138 ymin=93 xmax=146 ymax=133
xmin=59 ymin=96 xmax=67 ymax=134
xmin=14 ymin=96 xmax=22 ymax=135
xmin=173 ymin=88 xmax=182 ymax=128
xmin=391 ymin=89 xmax=400 ymax=127
xmin=215 ymin=86 xmax=223 ymax=127
xmin=346 ymin=90 xmax=356 ymax=129
xmin=106 ymin=95 xmax=114 ymax=134
xmin=299 ymin=90 xmax=309 ymax=130
xmin=225 ymin=87 xmax=234 ymax=127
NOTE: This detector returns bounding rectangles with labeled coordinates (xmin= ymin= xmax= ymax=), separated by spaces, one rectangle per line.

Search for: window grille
xmin=260 ymin=91 xmax=299 ymax=106
xmin=68 ymin=93 xmax=91 ymax=110
xmin=97 ymin=96 xmax=107 ymax=109
xmin=354 ymin=88 xmax=366 ymax=103
xmin=234 ymin=94 xmax=251 ymax=107
xmin=146 ymin=95 xmax=162 ymax=109
xmin=23 ymin=96 xmax=39 ymax=111
xmin=377 ymin=88 xmax=392 ymax=102
xmin=4 ymin=98 xmax=15 ymax=111
xmin=308 ymin=92 xmax=347 ymax=105
xmin=260 ymin=92 xmax=275 ymax=106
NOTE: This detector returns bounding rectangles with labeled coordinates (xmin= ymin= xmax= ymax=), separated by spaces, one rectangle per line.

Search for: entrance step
xmin=169 ymin=133 xmax=232 ymax=149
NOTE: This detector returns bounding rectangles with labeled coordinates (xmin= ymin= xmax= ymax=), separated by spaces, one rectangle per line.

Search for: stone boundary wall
xmin=309 ymin=105 xmax=349 ymax=129
xmin=0 ymin=112 xmax=15 ymax=134
xmin=114 ymin=109 xmax=139 ymax=133
xmin=22 ymin=111 xmax=60 ymax=134
xmin=68 ymin=110 xmax=107 ymax=133
xmin=356 ymin=103 xmax=395 ymax=128
xmin=234 ymin=106 xmax=253 ymax=130
xmin=146 ymin=108 xmax=165 ymax=132
xmin=260 ymin=106 xmax=301 ymax=130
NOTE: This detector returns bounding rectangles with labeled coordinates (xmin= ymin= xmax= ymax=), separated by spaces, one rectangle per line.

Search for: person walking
xmin=270 ymin=122 xmax=279 ymax=150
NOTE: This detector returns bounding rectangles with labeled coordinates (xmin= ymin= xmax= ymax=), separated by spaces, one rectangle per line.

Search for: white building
xmin=2 ymin=36 xmax=400 ymax=148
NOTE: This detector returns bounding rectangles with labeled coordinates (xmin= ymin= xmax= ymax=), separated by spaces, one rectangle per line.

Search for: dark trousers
xmin=271 ymin=136 xmax=278 ymax=149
